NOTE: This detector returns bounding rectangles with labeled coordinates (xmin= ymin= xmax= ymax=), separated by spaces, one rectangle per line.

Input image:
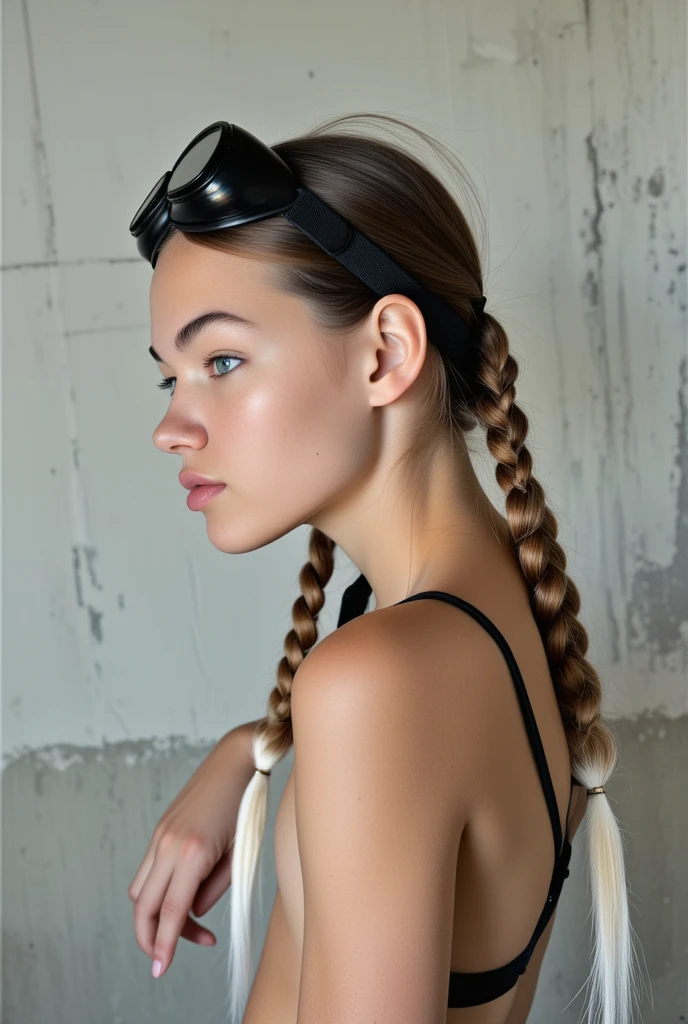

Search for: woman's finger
xmin=150 ymin=838 xmax=214 ymax=977
xmin=179 ymin=915 xmax=217 ymax=946
xmin=131 ymin=843 xmax=177 ymax=958
xmin=128 ymin=836 xmax=159 ymax=903
xmin=191 ymin=850 xmax=233 ymax=917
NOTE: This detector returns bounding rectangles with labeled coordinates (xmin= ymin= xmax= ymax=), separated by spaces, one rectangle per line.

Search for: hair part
xmin=162 ymin=111 xmax=643 ymax=1024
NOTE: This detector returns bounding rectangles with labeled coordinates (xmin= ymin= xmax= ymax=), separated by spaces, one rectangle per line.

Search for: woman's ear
xmin=365 ymin=293 xmax=429 ymax=407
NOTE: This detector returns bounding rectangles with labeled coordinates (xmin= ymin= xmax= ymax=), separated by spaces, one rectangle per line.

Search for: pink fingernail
xmin=152 ymin=959 xmax=162 ymax=978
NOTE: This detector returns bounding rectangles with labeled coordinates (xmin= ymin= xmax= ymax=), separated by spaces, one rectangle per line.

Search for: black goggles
xmin=129 ymin=120 xmax=487 ymax=366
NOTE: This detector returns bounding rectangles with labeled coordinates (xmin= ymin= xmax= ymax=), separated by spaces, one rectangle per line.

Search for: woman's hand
xmin=128 ymin=719 xmax=260 ymax=978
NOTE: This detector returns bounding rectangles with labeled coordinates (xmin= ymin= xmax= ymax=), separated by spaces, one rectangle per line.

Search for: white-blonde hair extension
xmin=569 ymin=754 xmax=649 ymax=1024
xmin=222 ymin=730 xmax=274 ymax=1024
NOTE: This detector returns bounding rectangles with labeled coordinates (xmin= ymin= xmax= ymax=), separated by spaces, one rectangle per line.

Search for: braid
xmin=469 ymin=312 xmax=642 ymax=1024
xmin=471 ymin=314 xmax=614 ymax=769
xmin=255 ymin=527 xmax=336 ymax=763
xmin=224 ymin=528 xmax=335 ymax=1024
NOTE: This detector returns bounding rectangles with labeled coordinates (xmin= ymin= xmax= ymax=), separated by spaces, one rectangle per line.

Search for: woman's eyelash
xmin=156 ymin=353 xmax=243 ymax=391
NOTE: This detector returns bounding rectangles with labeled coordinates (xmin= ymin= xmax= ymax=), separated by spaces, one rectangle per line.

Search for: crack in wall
xmin=20 ymin=0 xmax=56 ymax=261
xmin=1 ymin=257 xmax=141 ymax=271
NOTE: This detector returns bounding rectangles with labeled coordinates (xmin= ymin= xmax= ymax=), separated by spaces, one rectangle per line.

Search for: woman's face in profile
xmin=149 ymin=231 xmax=374 ymax=554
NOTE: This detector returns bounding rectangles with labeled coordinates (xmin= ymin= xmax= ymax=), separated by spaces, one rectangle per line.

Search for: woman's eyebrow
xmin=148 ymin=310 xmax=256 ymax=363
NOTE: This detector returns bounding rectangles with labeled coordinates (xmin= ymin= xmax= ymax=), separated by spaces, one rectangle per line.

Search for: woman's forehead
xmin=153 ymin=234 xmax=265 ymax=293
xmin=151 ymin=239 xmax=274 ymax=320
xmin=148 ymin=236 xmax=316 ymax=349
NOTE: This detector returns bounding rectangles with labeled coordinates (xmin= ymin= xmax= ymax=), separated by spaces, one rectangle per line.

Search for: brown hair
xmin=159 ymin=112 xmax=641 ymax=1024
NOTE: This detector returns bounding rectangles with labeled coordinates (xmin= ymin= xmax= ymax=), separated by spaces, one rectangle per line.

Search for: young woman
xmin=126 ymin=114 xmax=642 ymax=1024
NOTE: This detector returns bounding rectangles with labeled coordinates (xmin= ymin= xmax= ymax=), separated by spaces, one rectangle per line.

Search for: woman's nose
xmin=152 ymin=412 xmax=208 ymax=454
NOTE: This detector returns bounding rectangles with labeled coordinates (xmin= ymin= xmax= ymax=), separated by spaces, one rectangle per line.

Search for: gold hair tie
xmin=587 ymin=785 xmax=605 ymax=795
xmin=255 ymin=767 xmax=271 ymax=776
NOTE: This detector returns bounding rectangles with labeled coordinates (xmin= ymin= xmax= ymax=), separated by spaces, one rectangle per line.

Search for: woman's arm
xmin=128 ymin=717 xmax=263 ymax=977
xmin=231 ymin=717 xmax=263 ymax=764
xmin=291 ymin=623 xmax=467 ymax=1024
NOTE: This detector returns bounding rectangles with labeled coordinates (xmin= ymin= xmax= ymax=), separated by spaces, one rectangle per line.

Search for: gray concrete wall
xmin=3 ymin=0 xmax=686 ymax=1021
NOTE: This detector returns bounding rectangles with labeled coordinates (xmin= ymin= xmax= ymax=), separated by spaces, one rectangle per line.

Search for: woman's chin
xmin=203 ymin=522 xmax=252 ymax=555
xmin=203 ymin=511 xmax=302 ymax=555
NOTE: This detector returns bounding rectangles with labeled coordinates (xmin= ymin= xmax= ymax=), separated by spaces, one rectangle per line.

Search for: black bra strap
xmin=393 ymin=590 xmax=564 ymax=858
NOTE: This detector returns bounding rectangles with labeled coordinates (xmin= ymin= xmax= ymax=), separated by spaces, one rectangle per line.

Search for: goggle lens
xmin=168 ymin=126 xmax=222 ymax=194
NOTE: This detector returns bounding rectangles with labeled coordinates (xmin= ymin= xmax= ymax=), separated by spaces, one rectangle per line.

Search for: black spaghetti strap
xmin=394 ymin=590 xmax=565 ymax=858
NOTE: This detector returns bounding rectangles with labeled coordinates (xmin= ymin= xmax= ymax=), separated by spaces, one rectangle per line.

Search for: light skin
xmin=138 ymin=229 xmax=579 ymax=997
xmin=150 ymin=231 xmax=518 ymax=609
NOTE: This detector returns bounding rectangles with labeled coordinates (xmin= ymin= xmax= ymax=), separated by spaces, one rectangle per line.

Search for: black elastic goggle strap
xmin=282 ymin=186 xmax=481 ymax=366
xmin=130 ymin=121 xmax=485 ymax=362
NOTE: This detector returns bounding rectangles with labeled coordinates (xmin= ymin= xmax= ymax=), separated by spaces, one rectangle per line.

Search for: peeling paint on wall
xmin=628 ymin=358 xmax=688 ymax=661
xmin=2 ymin=735 xmax=215 ymax=773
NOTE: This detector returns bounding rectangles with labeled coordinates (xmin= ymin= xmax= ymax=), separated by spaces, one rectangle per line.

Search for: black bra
xmin=393 ymin=591 xmax=578 ymax=1009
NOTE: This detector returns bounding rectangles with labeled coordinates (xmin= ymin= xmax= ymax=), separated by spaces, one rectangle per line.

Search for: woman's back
xmin=243 ymin=548 xmax=589 ymax=1024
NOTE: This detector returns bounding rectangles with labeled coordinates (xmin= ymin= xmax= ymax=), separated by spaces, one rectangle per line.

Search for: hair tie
xmin=255 ymin=767 xmax=271 ymax=776
xmin=587 ymin=785 xmax=605 ymax=795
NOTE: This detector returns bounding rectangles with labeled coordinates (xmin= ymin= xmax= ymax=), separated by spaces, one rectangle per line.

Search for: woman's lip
xmin=186 ymin=483 xmax=226 ymax=511
xmin=179 ymin=470 xmax=225 ymax=490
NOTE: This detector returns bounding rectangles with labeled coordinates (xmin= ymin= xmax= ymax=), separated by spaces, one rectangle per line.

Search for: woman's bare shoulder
xmin=293 ymin=597 xmax=495 ymax=814
xmin=310 ymin=593 xmax=487 ymax=659
xmin=296 ymin=603 xmax=432 ymax=701
xmin=300 ymin=596 xmax=488 ymax=706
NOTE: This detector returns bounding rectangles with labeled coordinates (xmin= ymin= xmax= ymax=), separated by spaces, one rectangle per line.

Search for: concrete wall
xmin=3 ymin=0 xmax=686 ymax=1021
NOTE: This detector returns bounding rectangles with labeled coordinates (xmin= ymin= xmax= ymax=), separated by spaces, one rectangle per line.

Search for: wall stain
xmin=584 ymin=131 xmax=605 ymax=258
xmin=648 ymin=168 xmax=666 ymax=198
xmin=87 ymin=606 xmax=104 ymax=643
xmin=582 ymin=0 xmax=591 ymax=49
xmin=582 ymin=130 xmax=616 ymax=453
xmin=83 ymin=546 xmax=104 ymax=591
xmin=605 ymin=585 xmax=621 ymax=662
xmin=72 ymin=546 xmax=84 ymax=608
xmin=616 ymin=279 xmax=637 ymax=488
xmin=627 ymin=358 xmax=688 ymax=661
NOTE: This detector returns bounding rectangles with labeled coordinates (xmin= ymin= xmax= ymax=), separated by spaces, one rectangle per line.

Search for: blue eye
xmin=205 ymin=354 xmax=242 ymax=377
xmin=156 ymin=353 xmax=243 ymax=395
